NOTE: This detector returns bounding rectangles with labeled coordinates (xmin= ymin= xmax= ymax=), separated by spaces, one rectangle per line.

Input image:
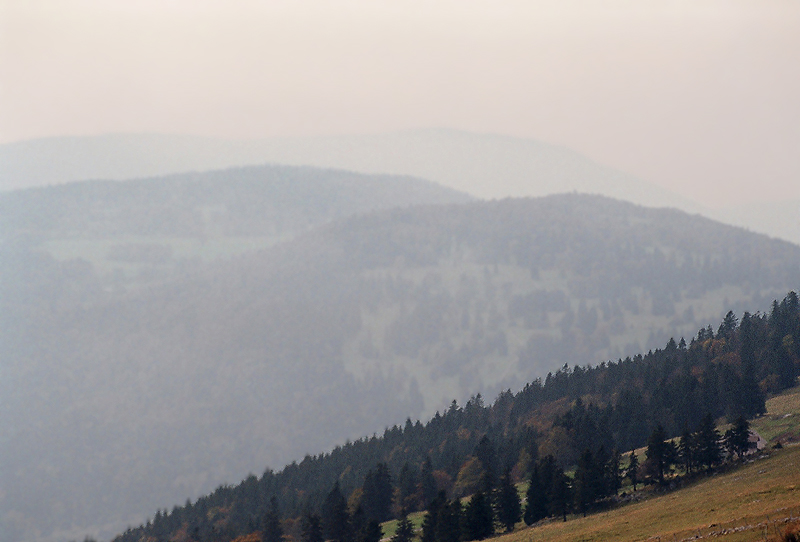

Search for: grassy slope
xmin=491 ymin=387 xmax=800 ymax=542
xmin=379 ymin=387 xmax=800 ymax=541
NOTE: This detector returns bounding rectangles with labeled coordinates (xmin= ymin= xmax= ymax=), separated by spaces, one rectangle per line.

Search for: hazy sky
xmin=1 ymin=0 xmax=798 ymax=207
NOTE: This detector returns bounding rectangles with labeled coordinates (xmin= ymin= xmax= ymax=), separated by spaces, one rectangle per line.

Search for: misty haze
xmin=1 ymin=2 xmax=799 ymax=542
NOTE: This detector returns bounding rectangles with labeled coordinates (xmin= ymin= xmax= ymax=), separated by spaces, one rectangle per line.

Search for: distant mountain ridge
xmin=0 ymin=131 xmax=685 ymax=210
xmin=3 ymin=191 xmax=799 ymax=542
xmin=3 ymin=130 xmax=796 ymax=246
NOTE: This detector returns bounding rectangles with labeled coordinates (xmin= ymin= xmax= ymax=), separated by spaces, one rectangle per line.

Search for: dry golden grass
xmin=496 ymin=445 xmax=800 ymax=542
xmin=494 ymin=384 xmax=800 ymax=542
xmin=753 ymin=386 xmax=800 ymax=444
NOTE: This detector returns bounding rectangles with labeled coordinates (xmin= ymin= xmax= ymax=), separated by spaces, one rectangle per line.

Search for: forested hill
xmin=0 ymin=164 xmax=472 ymax=239
xmin=114 ymin=292 xmax=800 ymax=542
xmin=4 ymin=194 xmax=800 ymax=542
xmin=0 ymin=163 xmax=471 ymax=289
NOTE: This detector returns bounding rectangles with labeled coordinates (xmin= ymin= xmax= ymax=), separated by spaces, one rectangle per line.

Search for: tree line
xmin=113 ymin=292 xmax=799 ymax=542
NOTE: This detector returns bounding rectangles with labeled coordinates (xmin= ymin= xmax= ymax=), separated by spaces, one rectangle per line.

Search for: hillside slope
xmin=113 ymin=297 xmax=800 ymax=542
xmin=3 ymin=194 xmax=799 ymax=542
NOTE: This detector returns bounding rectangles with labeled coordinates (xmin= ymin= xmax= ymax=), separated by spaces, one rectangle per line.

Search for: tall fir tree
xmin=463 ymin=491 xmax=493 ymax=540
xmin=421 ymin=457 xmax=438 ymax=508
xmin=262 ymin=496 xmax=283 ymax=542
xmin=300 ymin=511 xmax=323 ymax=542
xmin=645 ymin=425 xmax=674 ymax=484
xmin=724 ymin=416 xmax=752 ymax=460
xmin=573 ymin=449 xmax=599 ymax=517
xmin=392 ymin=511 xmax=414 ymax=542
xmin=474 ymin=436 xmax=497 ymax=495
xmin=626 ymin=448 xmax=639 ymax=491
xmin=434 ymin=499 xmax=462 ymax=542
xmin=420 ymin=491 xmax=445 ymax=542
xmin=495 ymin=469 xmax=521 ymax=532
xmin=362 ymin=463 xmax=393 ymax=523
xmin=523 ymin=464 xmax=548 ymax=525
xmin=678 ymin=428 xmax=695 ymax=475
xmin=548 ymin=466 xmax=570 ymax=522
xmin=355 ymin=520 xmax=382 ymax=542
xmin=321 ymin=482 xmax=350 ymax=542
xmin=694 ymin=413 xmax=722 ymax=473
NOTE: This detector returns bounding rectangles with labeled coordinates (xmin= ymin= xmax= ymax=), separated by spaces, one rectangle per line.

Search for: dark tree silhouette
xmin=463 ymin=491 xmax=493 ymax=540
xmin=495 ymin=469 xmax=521 ymax=532
xmin=321 ymin=482 xmax=350 ymax=542
xmin=391 ymin=511 xmax=414 ymax=542
xmin=626 ymin=448 xmax=639 ymax=491
xmin=523 ymin=464 xmax=548 ymax=525
xmin=262 ymin=496 xmax=283 ymax=542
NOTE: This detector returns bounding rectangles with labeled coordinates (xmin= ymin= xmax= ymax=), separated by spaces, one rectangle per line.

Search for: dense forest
xmin=114 ymin=291 xmax=799 ymax=542
xmin=4 ymin=192 xmax=800 ymax=542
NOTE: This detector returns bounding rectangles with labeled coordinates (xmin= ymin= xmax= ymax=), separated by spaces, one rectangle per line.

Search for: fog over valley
xmin=1 ymin=2 xmax=799 ymax=542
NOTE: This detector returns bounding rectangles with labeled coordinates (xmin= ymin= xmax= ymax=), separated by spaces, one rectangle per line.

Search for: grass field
xmin=752 ymin=386 xmax=800 ymax=444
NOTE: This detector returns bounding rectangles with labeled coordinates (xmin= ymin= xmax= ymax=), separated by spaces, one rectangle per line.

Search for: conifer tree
xmin=300 ymin=511 xmax=323 ymax=542
xmin=421 ymin=457 xmax=438 ymax=508
xmin=262 ymin=496 xmax=283 ymax=542
xmin=607 ymin=448 xmax=622 ymax=496
xmin=573 ymin=449 xmax=598 ymax=517
xmin=392 ymin=511 xmax=414 ymax=542
xmin=474 ymin=436 xmax=497 ymax=494
xmin=355 ymin=520 xmax=382 ymax=542
xmin=435 ymin=499 xmax=462 ymax=542
xmin=523 ymin=464 xmax=547 ymax=525
xmin=724 ymin=416 xmax=752 ymax=460
xmin=495 ymin=469 xmax=521 ymax=532
xmin=398 ymin=463 xmax=419 ymax=512
xmin=548 ymin=466 xmax=570 ymax=522
xmin=322 ymin=482 xmax=350 ymax=542
xmin=420 ymin=491 xmax=444 ymax=542
xmin=645 ymin=425 xmax=674 ymax=484
xmin=694 ymin=414 xmax=722 ymax=473
xmin=463 ymin=491 xmax=493 ymax=540
xmin=626 ymin=448 xmax=639 ymax=491
xmin=679 ymin=428 xmax=695 ymax=475
xmin=362 ymin=463 xmax=393 ymax=523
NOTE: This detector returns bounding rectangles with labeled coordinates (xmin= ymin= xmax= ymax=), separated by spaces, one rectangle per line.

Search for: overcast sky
xmin=1 ymin=0 xmax=798 ymax=207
